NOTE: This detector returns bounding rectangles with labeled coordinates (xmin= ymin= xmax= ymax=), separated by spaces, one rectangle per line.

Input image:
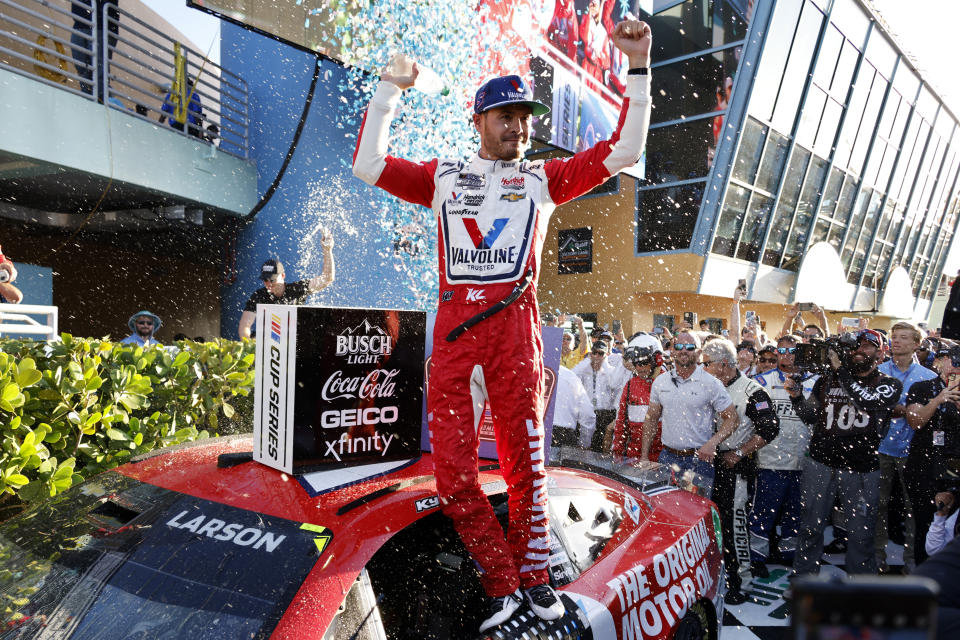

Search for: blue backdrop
xmin=219 ymin=23 xmax=437 ymax=338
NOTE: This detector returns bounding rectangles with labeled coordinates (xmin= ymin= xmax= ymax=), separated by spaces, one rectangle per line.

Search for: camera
xmin=791 ymin=575 xmax=938 ymax=640
xmin=793 ymin=333 xmax=859 ymax=373
xmin=0 ymin=270 xmax=9 ymax=284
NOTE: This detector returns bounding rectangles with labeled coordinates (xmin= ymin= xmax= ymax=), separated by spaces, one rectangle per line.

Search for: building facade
xmin=539 ymin=0 xmax=960 ymax=335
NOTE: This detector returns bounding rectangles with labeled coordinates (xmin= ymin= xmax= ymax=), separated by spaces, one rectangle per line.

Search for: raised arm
xmin=544 ymin=20 xmax=652 ymax=205
xmin=307 ymin=229 xmax=336 ymax=293
xmin=352 ymin=62 xmax=437 ymax=207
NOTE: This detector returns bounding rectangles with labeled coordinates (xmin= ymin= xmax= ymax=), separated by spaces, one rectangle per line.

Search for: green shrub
xmin=0 ymin=335 xmax=255 ymax=513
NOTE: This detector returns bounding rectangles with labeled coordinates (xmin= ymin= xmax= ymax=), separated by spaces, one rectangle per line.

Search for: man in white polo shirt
xmin=640 ymin=330 xmax=738 ymax=494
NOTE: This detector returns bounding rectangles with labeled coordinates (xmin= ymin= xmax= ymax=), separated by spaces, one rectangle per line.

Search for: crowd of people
xmin=549 ymin=293 xmax=960 ymax=606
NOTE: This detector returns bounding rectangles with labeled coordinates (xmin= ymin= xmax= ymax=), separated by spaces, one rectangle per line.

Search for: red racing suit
xmin=352 ymin=75 xmax=650 ymax=596
xmin=611 ymin=374 xmax=662 ymax=460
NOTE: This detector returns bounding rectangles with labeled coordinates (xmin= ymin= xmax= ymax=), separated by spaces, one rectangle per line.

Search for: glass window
xmin=645 ymin=120 xmax=716 ymax=185
xmin=763 ymin=147 xmax=810 ymax=266
xmin=835 ymin=64 xmax=873 ymax=167
xmin=819 ymin=167 xmax=845 ymax=218
xmin=834 ymin=176 xmax=858 ymax=223
xmin=847 ymin=246 xmax=867 ymax=284
xmin=650 ymin=0 xmax=749 ymax=63
xmin=782 ymin=155 xmax=830 ymax=270
xmin=812 ymin=26 xmax=844 ymax=89
xmin=850 ymin=71 xmax=886 ymax=173
xmin=636 ymin=182 xmax=703 ymax=253
xmin=830 ymin=0 xmax=870 ymax=46
xmin=750 ymin=0 xmax=804 ymax=122
xmin=797 ymin=86 xmax=827 ymax=150
xmin=737 ymin=193 xmax=774 ymax=262
xmin=876 ymin=143 xmax=898 ymax=190
xmin=888 ymin=118 xmax=923 ymax=202
xmin=875 ymin=242 xmax=894 ymax=283
xmin=812 ymin=217 xmax=830 ymax=246
xmin=827 ymin=222 xmax=845 ymax=252
xmin=0 ymin=473 xmax=322 ymax=639
xmin=651 ymin=49 xmax=741 ymax=124
xmin=772 ymin=1 xmax=825 ymax=133
xmin=711 ymin=184 xmax=751 ymax=257
xmin=892 ymin=65 xmax=920 ymax=104
xmin=877 ymin=90 xmax=902 ymax=142
xmin=814 ymin=97 xmax=844 ymax=159
xmin=829 ymin=40 xmax=861 ymax=99
xmin=915 ymin=87 xmax=939 ymax=123
xmin=756 ymin=129 xmax=790 ymax=193
xmin=865 ymin=31 xmax=897 ymax=80
xmin=732 ymin=118 xmax=768 ymax=184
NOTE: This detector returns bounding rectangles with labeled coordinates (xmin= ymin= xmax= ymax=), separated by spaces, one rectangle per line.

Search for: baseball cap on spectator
xmin=627 ymin=333 xmax=664 ymax=354
xmin=591 ymin=341 xmax=609 ymax=354
xmin=935 ymin=345 xmax=960 ymax=362
xmin=856 ymin=329 xmax=884 ymax=349
xmin=260 ymin=259 xmax=284 ymax=282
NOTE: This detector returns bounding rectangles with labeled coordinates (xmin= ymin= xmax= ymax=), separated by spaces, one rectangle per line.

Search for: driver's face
xmin=474 ymin=105 xmax=532 ymax=162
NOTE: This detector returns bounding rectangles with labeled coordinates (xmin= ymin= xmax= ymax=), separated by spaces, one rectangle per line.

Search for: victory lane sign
xmin=254 ymin=305 xmax=426 ymax=474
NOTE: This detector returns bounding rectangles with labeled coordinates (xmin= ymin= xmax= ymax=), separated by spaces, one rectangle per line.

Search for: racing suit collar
xmin=469 ymin=153 xmax=519 ymax=173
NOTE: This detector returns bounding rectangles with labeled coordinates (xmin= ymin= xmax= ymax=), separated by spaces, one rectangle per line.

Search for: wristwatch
xmin=734 ymin=448 xmax=744 ymax=460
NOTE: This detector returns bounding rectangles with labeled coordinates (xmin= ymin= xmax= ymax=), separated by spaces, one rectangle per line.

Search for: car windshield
xmin=549 ymin=447 xmax=714 ymax=497
xmin=0 ymin=472 xmax=324 ymax=639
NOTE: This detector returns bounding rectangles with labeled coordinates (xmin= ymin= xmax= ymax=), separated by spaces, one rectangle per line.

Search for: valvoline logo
xmin=463 ymin=218 xmax=509 ymax=250
xmin=270 ymin=314 xmax=281 ymax=342
xmin=450 ymin=191 xmax=463 ymax=203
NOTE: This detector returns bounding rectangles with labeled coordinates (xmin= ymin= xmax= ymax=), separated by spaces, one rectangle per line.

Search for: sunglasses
xmin=777 ymin=347 xmax=797 ymax=354
xmin=701 ymin=359 xmax=717 ymax=366
xmin=136 ymin=320 xmax=154 ymax=325
xmin=759 ymin=357 xmax=778 ymax=364
xmin=673 ymin=343 xmax=697 ymax=351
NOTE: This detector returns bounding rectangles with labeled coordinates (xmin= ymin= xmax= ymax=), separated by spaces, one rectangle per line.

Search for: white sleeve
xmin=926 ymin=514 xmax=950 ymax=556
xmin=352 ymin=82 xmax=403 ymax=185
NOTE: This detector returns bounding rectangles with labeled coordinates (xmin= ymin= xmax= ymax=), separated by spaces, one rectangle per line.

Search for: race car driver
xmin=352 ymin=20 xmax=652 ymax=633
xmin=608 ymin=345 xmax=663 ymax=460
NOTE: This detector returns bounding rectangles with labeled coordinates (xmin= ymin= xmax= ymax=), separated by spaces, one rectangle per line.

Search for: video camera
xmin=793 ymin=332 xmax=859 ymax=374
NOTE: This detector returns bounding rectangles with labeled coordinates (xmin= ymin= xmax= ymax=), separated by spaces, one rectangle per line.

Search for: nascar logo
xmin=270 ymin=314 xmax=281 ymax=342
xmin=500 ymin=192 xmax=526 ymax=202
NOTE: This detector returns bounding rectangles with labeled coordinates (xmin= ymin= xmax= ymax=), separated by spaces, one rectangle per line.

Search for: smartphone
xmin=612 ymin=320 xmax=622 ymax=335
xmin=745 ymin=310 xmax=757 ymax=327
xmin=791 ymin=575 xmax=938 ymax=640
xmin=841 ymin=317 xmax=859 ymax=328
xmin=653 ymin=327 xmax=664 ymax=335
xmin=737 ymin=278 xmax=747 ymax=295
xmin=798 ymin=302 xmax=815 ymax=312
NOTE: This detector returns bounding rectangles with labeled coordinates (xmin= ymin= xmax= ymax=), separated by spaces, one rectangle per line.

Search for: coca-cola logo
xmin=321 ymin=368 xmax=400 ymax=401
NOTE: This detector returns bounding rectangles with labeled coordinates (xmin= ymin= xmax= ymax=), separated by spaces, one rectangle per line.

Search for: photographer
xmin=904 ymin=345 xmax=960 ymax=564
xmin=926 ymin=486 xmax=959 ymax=556
xmin=787 ymin=329 xmax=901 ymax=575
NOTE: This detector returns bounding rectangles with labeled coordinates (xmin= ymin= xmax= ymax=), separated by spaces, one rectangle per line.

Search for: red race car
xmin=0 ymin=437 xmax=724 ymax=639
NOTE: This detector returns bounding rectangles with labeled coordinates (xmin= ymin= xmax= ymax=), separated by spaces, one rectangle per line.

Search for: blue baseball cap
xmin=473 ymin=75 xmax=549 ymax=116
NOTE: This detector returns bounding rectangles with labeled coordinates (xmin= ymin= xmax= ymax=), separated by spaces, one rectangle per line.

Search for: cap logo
xmin=263 ymin=265 xmax=275 ymax=273
xmin=510 ymin=79 xmax=521 ymax=91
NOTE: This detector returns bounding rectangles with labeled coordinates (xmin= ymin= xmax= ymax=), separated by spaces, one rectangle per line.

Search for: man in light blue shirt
xmin=876 ymin=321 xmax=937 ymax=572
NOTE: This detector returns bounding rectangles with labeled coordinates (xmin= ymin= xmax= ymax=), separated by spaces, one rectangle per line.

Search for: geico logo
xmin=321 ymin=406 xmax=399 ymax=428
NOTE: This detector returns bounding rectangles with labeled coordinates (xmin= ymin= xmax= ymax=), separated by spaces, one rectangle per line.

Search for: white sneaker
xmin=479 ymin=589 xmax=523 ymax=633
xmin=524 ymin=584 xmax=565 ymax=621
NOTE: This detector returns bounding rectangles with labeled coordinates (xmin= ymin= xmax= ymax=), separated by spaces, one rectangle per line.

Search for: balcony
xmin=0 ymin=0 xmax=257 ymax=230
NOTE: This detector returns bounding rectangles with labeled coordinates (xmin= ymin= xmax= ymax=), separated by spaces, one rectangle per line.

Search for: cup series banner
xmin=253 ymin=305 xmax=426 ymax=474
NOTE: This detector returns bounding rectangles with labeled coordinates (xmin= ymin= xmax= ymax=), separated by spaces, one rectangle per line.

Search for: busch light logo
xmin=335 ymin=319 xmax=393 ymax=364
xmin=270 ymin=314 xmax=282 ymax=342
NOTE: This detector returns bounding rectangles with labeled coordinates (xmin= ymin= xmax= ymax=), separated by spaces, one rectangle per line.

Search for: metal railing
xmin=0 ymin=0 xmax=250 ymax=158
xmin=0 ymin=303 xmax=58 ymax=340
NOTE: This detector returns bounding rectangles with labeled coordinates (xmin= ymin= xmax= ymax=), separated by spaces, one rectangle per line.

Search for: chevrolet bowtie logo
xmin=499 ymin=192 xmax=526 ymax=202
